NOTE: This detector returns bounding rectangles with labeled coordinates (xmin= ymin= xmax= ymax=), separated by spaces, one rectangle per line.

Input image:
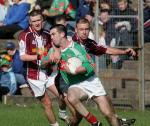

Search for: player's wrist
xmin=37 ymin=54 xmax=41 ymax=60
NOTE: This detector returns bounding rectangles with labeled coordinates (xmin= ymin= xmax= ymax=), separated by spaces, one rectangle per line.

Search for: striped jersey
xmin=19 ymin=27 xmax=52 ymax=80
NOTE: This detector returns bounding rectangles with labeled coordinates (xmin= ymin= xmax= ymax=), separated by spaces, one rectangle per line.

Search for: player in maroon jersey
xmin=19 ymin=10 xmax=61 ymax=126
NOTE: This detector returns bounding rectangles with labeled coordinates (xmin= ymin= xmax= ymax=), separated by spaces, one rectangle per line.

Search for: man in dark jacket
xmin=112 ymin=0 xmax=137 ymax=47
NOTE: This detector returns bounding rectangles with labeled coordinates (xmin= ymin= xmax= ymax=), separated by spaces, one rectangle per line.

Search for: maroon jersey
xmin=19 ymin=27 xmax=52 ymax=80
xmin=72 ymin=34 xmax=107 ymax=56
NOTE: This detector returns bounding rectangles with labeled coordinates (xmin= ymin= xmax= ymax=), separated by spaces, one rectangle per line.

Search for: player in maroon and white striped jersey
xmin=19 ymin=10 xmax=61 ymax=126
xmin=73 ymin=18 xmax=136 ymax=57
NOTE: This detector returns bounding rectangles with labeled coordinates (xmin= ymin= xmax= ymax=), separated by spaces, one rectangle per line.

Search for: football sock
xmin=50 ymin=122 xmax=59 ymax=126
xmin=84 ymin=112 xmax=98 ymax=124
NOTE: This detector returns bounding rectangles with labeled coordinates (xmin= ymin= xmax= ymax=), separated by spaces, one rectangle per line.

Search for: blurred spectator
xmin=99 ymin=0 xmax=111 ymax=11
xmin=110 ymin=0 xmax=132 ymax=10
xmin=54 ymin=15 xmax=75 ymax=37
xmin=144 ymin=0 xmax=150 ymax=42
xmin=70 ymin=0 xmax=79 ymax=10
xmin=0 ymin=0 xmax=9 ymax=22
xmin=112 ymin=0 xmax=137 ymax=47
xmin=36 ymin=0 xmax=76 ymax=30
xmin=84 ymin=14 xmax=95 ymax=40
xmin=93 ymin=9 xmax=115 ymax=46
xmin=26 ymin=0 xmax=36 ymax=12
xmin=0 ymin=0 xmax=30 ymax=39
xmin=5 ymin=42 xmax=29 ymax=94
xmin=98 ymin=9 xmax=116 ymax=68
xmin=0 ymin=57 xmax=17 ymax=101
xmin=99 ymin=9 xmax=132 ymax=69
xmin=76 ymin=0 xmax=95 ymax=20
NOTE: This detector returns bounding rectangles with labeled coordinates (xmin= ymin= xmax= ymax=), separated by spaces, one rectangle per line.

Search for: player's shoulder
xmin=19 ymin=28 xmax=33 ymax=41
xmin=86 ymin=38 xmax=97 ymax=45
xmin=43 ymin=29 xmax=50 ymax=35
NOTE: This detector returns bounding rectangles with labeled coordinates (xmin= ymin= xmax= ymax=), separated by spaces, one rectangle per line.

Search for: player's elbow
xmin=20 ymin=55 xmax=26 ymax=61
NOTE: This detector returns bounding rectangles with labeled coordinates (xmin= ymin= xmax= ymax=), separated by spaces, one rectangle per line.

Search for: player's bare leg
xmin=93 ymin=95 xmax=120 ymax=126
xmin=106 ymin=95 xmax=136 ymax=126
xmin=63 ymin=95 xmax=83 ymax=126
xmin=47 ymin=84 xmax=65 ymax=109
xmin=47 ymin=84 xmax=68 ymax=123
xmin=67 ymin=87 xmax=101 ymax=125
xmin=38 ymin=91 xmax=59 ymax=126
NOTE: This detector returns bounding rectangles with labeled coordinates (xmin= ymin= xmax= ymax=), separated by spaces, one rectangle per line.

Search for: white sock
xmin=50 ymin=122 xmax=59 ymax=126
xmin=115 ymin=114 xmax=119 ymax=118
xmin=59 ymin=109 xmax=66 ymax=113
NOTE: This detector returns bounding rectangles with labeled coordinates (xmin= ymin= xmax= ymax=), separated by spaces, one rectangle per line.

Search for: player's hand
xmin=125 ymin=48 xmax=136 ymax=56
xmin=64 ymin=64 xmax=72 ymax=74
xmin=59 ymin=60 xmax=71 ymax=74
xmin=49 ymin=52 xmax=60 ymax=64
xmin=36 ymin=48 xmax=47 ymax=60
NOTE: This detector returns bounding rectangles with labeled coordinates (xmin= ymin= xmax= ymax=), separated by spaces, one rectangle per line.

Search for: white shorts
xmin=27 ymin=72 xmax=57 ymax=97
xmin=69 ymin=75 xmax=107 ymax=98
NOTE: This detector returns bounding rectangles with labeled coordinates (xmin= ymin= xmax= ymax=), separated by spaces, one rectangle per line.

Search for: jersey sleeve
xmin=82 ymin=61 xmax=94 ymax=76
xmin=18 ymin=32 xmax=27 ymax=56
xmin=76 ymin=43 xmax=95 ymax=76
xmin=86 ymin=40 xmax=107 ymax=56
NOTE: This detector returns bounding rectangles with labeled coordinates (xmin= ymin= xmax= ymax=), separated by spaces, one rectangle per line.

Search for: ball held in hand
xmin=67 ymin=57 xmax=82 ymax=74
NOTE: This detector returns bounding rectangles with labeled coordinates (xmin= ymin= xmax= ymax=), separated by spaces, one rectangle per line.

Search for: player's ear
xmin=61 ymin=32 xmax=65 ymax=38
xmin=41 ymin=16 xmax=43 ymax=22
xmin=29 ymin=19 xmax=32 ymax=25
xmin=75 ymin=27 xmax=77 ymax=33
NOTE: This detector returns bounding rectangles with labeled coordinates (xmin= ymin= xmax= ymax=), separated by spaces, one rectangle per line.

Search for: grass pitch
xmin=0 ymin=103 xmax=150 ymax=126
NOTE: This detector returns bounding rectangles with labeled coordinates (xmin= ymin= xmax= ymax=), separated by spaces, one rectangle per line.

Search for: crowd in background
xmin=0 ymin=0 xmax=149 ymax=98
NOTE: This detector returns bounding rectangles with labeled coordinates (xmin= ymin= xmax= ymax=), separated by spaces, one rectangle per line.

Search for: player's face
xmin=50 ymin=28 xmax=61 ymax=47
xmin=75 ymin=23 xmax=90 ymax=41
xmin=29 ymin=14 xmax=43 ymax=32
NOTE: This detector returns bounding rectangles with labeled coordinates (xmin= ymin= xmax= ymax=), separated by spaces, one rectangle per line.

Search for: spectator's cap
xmin=0 ymin=58 xmax=11 ymax=67
xmin=5 ymin=42 xmax=16 ymax=50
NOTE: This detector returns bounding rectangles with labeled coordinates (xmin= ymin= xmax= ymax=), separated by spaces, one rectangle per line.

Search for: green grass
xmin=0 ymin=103 xmax=150 ymax=126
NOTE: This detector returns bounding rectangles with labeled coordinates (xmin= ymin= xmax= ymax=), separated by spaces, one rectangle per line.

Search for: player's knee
xmin=41 ymin=97 xmax=53 ymax=109
xmin=67 ymin=95 xmax=75 ymax=104
xmin=43 ymin=102 xmax=53 ymax=112
xmin=67 ymin=93 xmax=78 ymax=105
xmin=67 ymin=88 xmax=80 ymax=104
xmin=103 ymin=110 xmax=114 ymax=120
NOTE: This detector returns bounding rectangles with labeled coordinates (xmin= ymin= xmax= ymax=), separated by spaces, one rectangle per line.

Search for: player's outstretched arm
xmin=106 ymin=47 xmax=136 ymax=56
xmin=20 ymin=54 xmax=37 ymax=61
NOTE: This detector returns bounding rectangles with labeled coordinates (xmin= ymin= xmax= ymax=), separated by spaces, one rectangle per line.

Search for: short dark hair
xmin=76 ymin=17 xmax=90 ymax=27
xmin=29 ymin=10 xmax=43 ymax=18
xmin=50 ymin=24 xmax=67 ymax=37
xmin=54 ymin=15 xmax=67 ymax=24
xmin=100 ymin=9 xmax=110 ymax=14
xmin=118 ymin=0 xmax=127 ymax=3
